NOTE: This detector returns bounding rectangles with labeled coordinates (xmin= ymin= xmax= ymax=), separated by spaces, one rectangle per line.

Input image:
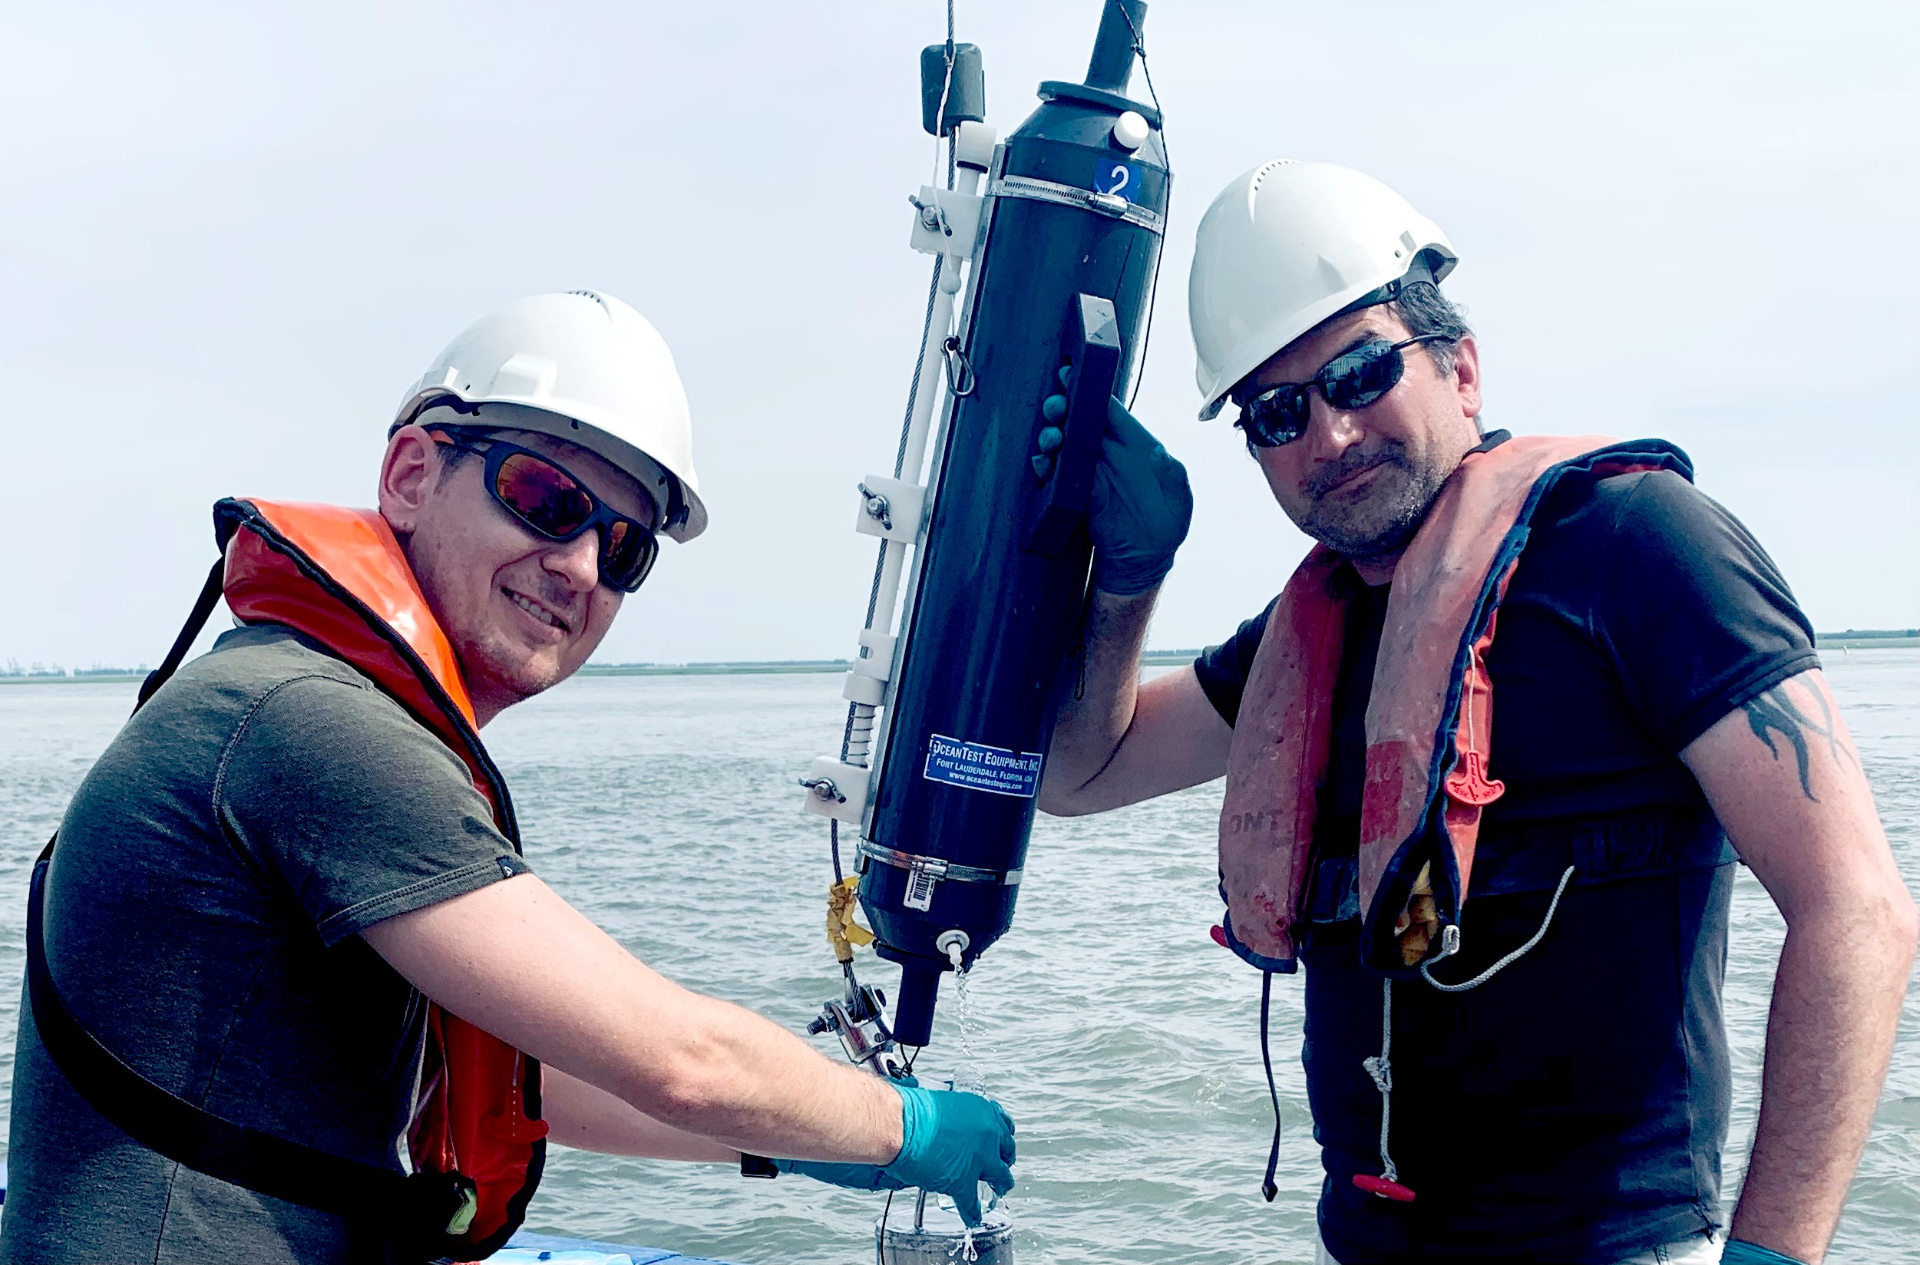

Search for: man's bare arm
xmin=1040 ymin=589 xmax=1233 ymax=816
xmin=542 ymin=1066 xmax=737 ymax=1161
xmin=1682 ymin=668 xmax=1918 ymax=1262
xmin=362 ymin=874 xmax=902 ymax=1165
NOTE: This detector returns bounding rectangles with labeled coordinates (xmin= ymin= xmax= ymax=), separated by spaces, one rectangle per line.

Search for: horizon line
xmin=4 ymin=630 xmax=1917 ymax=680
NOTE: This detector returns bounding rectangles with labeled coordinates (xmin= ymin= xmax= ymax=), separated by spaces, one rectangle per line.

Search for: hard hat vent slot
xmin=1248 ymin=158 xmax=1297 ymax=195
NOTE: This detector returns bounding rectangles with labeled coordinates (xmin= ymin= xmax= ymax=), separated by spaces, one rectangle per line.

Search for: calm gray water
xmin=0 ymin=652 xmax=1914 ymax=1264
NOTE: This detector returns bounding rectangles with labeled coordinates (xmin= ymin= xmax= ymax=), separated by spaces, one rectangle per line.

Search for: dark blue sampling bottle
xmin=858 ymin=0 xmax=1169 ymax=1048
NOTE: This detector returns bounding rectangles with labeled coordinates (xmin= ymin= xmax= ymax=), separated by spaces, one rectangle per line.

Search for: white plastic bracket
xmin=908 ymin=186 xmax=984 ymax=263
xmin=954 ymin=121 xmax=997 ymax=172
xmin=801 ymin=758 xmax=870 ymax=825
xmin=854 ymin=476 xmax=927 ymax=544
xmin=842 ymin=629 xmax=897 ymax=705
xmin=842 ymin=672 xmax=885 ymax=706
xmin=857 ymin=629 xmax=897 ymax=667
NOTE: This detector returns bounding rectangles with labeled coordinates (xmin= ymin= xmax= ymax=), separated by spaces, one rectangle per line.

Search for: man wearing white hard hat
xmin=1042 ymin=163 xmax=1912 ymax=1264
xmin=3 ymin=291 xmax=1016 ymax=1264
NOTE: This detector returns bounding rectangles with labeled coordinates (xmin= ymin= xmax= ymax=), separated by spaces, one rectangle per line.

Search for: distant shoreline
xmin=1818 ymin=635 xmax=1920 ymax=650
xmin=4 ymin=637 xmax=1914 ymax=685
xmin=0 ymin=650 xmax=1209 ymax=685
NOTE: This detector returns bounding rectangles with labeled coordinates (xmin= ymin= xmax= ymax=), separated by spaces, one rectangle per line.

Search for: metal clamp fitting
xmin=942 ymin=336 xmax=976 ymax=396
xmin=798 ymin=776 xmax=846 ymax=805
xmin=857 ymin=483 xmax=893 ymax=532
xmin=988 ymin=174 xmax=1164 ymax=234
xmin=855 ymin=839 xmax=1021 ymax=887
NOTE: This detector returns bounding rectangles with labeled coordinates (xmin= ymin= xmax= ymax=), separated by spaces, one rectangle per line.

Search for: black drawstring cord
xmin=1259 ymin=970 xmax=1280 ymax=1202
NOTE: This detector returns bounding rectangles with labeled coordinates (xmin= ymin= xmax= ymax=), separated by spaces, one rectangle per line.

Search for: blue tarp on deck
xmin=489 ymin=1229 xmax=740 ymax=1265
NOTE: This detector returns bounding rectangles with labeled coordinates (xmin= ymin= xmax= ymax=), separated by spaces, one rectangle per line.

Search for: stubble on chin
xmin=497 ymin=648 xmax=571 ymax=705
xmin=1297 ymin=444 xmax=1450 ymax=561
xmin=456 ymin=625 xmax=571 ymax=718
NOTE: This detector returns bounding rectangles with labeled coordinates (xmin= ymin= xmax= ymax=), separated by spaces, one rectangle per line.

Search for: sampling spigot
xmin=934 ymin=929 xmax=971 ymax=972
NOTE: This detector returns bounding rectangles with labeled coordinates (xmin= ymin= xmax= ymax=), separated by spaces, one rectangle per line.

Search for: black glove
xmin=1088 ymin=398 xmax=1193 ymax=596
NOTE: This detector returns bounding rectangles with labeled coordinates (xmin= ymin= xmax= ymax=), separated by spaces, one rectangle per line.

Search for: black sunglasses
xmin=1234 ymin=334 xmax=1447 ymax=449
xmin=429 ymin=427 xmax=660 ymax=593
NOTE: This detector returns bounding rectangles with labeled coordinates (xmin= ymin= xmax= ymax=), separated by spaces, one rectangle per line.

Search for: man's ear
xmin=379 ymin=425 xmax=440 ymax=534
xmin=1449 ymin=334 xmax=1483 ymax=421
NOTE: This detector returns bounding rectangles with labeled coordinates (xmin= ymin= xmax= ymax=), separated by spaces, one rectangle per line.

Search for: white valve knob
xmin=1111 ymin=110 xmax=1150 ymax=152
xmin=935 ymin=928 xmax=971 ymax=970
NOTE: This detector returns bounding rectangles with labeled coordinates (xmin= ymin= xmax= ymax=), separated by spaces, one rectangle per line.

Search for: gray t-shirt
xmin=1 ymin=624 xmax=531 ymax=1264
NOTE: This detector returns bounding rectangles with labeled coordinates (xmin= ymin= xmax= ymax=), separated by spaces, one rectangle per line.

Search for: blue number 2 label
xmin=1095 ymin=162 xmax=1138 ymax=203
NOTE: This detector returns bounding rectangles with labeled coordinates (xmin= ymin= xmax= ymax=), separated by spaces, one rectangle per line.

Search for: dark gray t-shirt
xmin=1 ymin=625 xmax=531 ymax=1264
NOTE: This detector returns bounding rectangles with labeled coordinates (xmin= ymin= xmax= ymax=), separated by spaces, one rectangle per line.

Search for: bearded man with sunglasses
xmin=3 ymin=291 xmax=1015 ymax=1264
xmin=1044 ymin=163 xmax=1913 ymax=1264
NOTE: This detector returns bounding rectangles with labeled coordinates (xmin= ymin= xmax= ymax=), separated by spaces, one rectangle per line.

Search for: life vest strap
xmin=137 ymin=558 xmax=227 ymax=712
xmin=26 ymin=852 xmax=474 ymax=1261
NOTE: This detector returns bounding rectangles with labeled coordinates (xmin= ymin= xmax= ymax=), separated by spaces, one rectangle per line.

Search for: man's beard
xmin=1294 ymin=439 xmax=1453 ymax=561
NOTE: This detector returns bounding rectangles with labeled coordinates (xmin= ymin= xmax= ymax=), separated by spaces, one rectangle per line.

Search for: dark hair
xmin=390 ymin=399 xmax=493 ymax=483
xmin=420 ymin=421 xmax=500 ymax=484
xmin=1386 ymin=281 xmax=1471 ymax=375
xmin=435 ymin=444 xmax=479 ymax=485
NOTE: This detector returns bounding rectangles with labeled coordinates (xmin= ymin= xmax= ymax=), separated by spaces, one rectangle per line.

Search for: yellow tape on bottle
xmin=826 ymin=875 xmax=875 ymax=963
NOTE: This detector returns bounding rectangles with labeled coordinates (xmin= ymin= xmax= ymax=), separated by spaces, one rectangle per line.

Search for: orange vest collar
xmin=219 ymin=499 xmax=479 ymax=732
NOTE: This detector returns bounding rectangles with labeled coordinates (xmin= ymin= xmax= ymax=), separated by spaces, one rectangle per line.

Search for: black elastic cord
xmin=1259 ymin=971 xmax=1280 ymax=1202
xmin=136 ymin=558 xmax=226 ymax=713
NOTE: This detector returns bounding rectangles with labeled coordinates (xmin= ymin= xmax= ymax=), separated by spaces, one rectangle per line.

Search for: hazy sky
xmin=3 ymin=1 xmax=1914 ymax=671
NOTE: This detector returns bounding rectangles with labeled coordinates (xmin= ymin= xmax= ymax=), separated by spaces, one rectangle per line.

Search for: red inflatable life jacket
xmin=27 ymin=497 xmax=546 ymax=1261
xmin=222 ymin=497 xmax=550 ymax=1251
xmin=1217 ymin=436 xmax=1692 ymax=976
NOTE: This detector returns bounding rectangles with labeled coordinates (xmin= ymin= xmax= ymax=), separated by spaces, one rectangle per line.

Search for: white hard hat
xmin=395 ymin=290 xmax=707 ymax=541
xmin=1189 ymin=160 xmax=1457 ymax=421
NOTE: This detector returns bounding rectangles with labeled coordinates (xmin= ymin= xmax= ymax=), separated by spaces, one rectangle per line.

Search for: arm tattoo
xmin=1742 ymin=681 xmax=1855 ymax=802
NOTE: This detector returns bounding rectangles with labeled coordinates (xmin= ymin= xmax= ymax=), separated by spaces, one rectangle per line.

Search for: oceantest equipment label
xmin=922 ymin=734 xmax=1044 ymax=798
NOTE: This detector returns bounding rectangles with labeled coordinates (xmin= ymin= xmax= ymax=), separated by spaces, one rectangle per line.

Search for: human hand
xmin=1088 ymin=398 xmax=1192 ymax=597
xmin=878 ymin=1083 xmax=1017 ymax=1226
xmin=1392 ymin=861 xmax=1439 ymax=966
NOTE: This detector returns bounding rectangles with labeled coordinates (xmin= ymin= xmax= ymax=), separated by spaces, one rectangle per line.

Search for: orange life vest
xmin=27 ymin=497 xmax=547 ymax=1261
xmin=1217 ymin=437 xmax=1691 ymax=976
xmin=223 ymin=497 xmax=550 ymax=1250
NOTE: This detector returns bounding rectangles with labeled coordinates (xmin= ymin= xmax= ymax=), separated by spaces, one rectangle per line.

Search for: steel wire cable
xmin=1116 ymin=1 xmax=1168 ymax=411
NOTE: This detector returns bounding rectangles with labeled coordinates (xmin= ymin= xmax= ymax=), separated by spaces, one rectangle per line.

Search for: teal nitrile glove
xmin=769 ymin=1074 xmax=921 ymax=1192
xmin=772 ymin=1157 xmax=909 ymax=1192
xmin=1721 ymin=1240 xmax=1809 ymax=1265
xmin=879 ymin=1082 xmax=1017 ymax=1226
xmin=1088 ymin=398 xmax=1193 ymax=597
